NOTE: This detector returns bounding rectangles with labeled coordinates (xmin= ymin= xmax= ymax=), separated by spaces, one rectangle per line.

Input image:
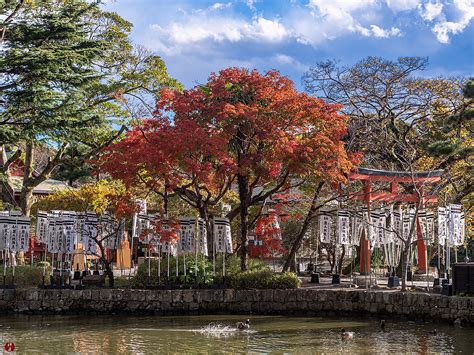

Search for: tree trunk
xmin=401 ymin=239 xmax=411 ymax=291
xmin=283 ymin=219 xmax=311 ymax=272
xmin=20 ymin=142 xmax=35 ymax=216
xmin=198 ymin=205 xmax=213 ymax=259
xmin=0 ymin=178 xmax=16 ymax=208
xmin=237 ymin=173 xmax=249 ymax=271
xmin=104 ymin=259 xmax=114 ymax=288
xmin=20 ymin=185 xmax=34 ymax=216
xmin=0 ymin=146 xmax=19 ymax=208
xmin=328 ymin=249 xmax=335 ymax=273
xmin=282 ymin=182 xmax=324 ymax=272
xmin=337 ymin=245 xmax=346 ymax=275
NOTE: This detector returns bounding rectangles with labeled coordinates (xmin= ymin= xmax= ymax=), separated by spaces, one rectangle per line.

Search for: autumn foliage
xmin=249 ymin=213 xmax=287 ymax=258
xmin=97 ymin=67 xmax=353 ymax=269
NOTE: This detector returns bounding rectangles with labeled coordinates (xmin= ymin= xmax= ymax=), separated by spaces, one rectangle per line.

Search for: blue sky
xmin=104 ymin=0 xmax=474 ymax=89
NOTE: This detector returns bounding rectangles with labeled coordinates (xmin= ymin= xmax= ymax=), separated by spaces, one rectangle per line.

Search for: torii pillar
xmin=348 ymin=168 xmax=442 ymax=275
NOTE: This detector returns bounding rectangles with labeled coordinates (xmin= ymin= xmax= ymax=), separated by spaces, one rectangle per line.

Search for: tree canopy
xmin=99 ymin=67 xmax=354 ymax=270
xmin=0 ymin=0 xmax=180 ymax=214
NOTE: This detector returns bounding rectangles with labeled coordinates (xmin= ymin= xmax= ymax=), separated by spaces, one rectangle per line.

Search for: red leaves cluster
xmin=139 ymin=217 xmax=181 ymax=246
xmin=97 ymin=67 xmax=354 ymax=211
xmin=152 ymin=217 xmax=181 ymax=244
xmin=249 ymin=213 xmax=287 ymax=258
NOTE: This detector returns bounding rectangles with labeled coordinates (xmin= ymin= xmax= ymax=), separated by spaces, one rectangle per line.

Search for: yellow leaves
xmin=32 ymin=180 xmax=126 ymax=215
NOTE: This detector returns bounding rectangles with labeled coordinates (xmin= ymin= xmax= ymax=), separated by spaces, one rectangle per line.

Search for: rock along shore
xmin=0 ymin=288 xmax=472 ymax=324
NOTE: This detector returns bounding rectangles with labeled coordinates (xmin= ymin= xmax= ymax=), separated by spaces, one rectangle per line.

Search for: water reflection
xmin=0 ymin=315 xmax=470 ymax=354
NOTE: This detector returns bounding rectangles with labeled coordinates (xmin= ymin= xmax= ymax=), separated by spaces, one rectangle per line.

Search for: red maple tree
xmin=98 ymin=68 xmax=353 ymax=270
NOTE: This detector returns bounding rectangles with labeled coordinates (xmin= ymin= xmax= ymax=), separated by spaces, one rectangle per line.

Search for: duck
xmin=237 ymin=319 xmax=251 ymax=330
xmin=380 ymin=320 xmax=386 ymax=331
xmin=429 ymin=329 xmax=438 ymax=336
xmin=341 ymin=328 xmax=354 ymax=339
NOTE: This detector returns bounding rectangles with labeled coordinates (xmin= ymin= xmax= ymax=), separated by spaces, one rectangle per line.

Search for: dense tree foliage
xmin=99 ymin=68 xmax=353 ymax=270
xmin=0 ymin=0 xmax=179 ymax=214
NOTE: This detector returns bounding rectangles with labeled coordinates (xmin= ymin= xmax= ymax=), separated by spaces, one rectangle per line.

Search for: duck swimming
xmin=341 ymin=328 xmax=354 ymax=339
xmin=429 ymin=329 xmax=438 ymax=336
xmin=237 ymin=319 xmax=251 ymax=330
xmin=380 ymin=320 xmax=386 ymax=331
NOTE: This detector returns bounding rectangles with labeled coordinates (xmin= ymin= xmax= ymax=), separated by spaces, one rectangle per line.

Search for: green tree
xmin=0 ymin=0 xmax=180 ymax=214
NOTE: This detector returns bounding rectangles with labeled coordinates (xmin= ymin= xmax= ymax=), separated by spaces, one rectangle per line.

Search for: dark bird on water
xmin=237 ymin=319 xmax=250 ymax=330
xmin=380 ymin=320 xmax=386 ymax=331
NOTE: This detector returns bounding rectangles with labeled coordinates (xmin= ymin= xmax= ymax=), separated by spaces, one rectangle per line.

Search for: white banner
xmin=372 ymin=209 xmax=385 ymax=247
xmin=448 ymin=204 xmax=462 ymax=246
xmin=63 ymin=219 xmax=76 ymax=254
xmin=438 ymin=207 xmax=447 ymax=246
xmin=213 ymin=217 xmax=233 ymax=253
xmin=16 ymin=217 xmax=31 ymax=252
xmin=351 ymin=211 xmax=363 ymax=244
xmin=337 ymin=210 xmax=350 ymax=245
xmin=178 ymin=217 xmax=208 ymax=255
xmin=426 ymin=211 xmax=435 ymax=243
xmin=35 ymin=211 xmax=49 ymax=243
xmin=319 ymin=211 xmax=333 ymax=244
xmin=402 ymin=210 xmax=414 ymax=240
xmin=0 ymin=216 xmax=11 ymax=250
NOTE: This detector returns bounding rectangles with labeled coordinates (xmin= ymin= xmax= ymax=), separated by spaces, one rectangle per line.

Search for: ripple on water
xmin=0 ymin=315 xmax=470 ymax=354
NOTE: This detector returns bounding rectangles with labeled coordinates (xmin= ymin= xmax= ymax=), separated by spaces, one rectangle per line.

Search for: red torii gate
xmin=348 ymin=167 xmax=443 ymax=275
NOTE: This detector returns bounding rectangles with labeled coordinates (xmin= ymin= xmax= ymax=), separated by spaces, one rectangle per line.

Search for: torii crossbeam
xmin=348 ymin=167 xmax=443 ymax=275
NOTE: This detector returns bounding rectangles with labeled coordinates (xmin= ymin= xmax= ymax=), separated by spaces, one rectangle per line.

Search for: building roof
xmin=11 ymin=176 xmax=70 ymax=195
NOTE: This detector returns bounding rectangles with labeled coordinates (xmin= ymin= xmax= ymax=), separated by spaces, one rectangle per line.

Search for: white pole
xmin=131 ymin=212 xmax=137 ymax=270
xmin=158 ymin=244 xmax=161 ymax=284
xmin=147 ymin=247 xmax=151 ymax=283
xmin=2 ymin=248 xmax=7 ymax=284
xmin=213 ymin=220 xmax=216 ymax=276
xmin=195 ymin=219 xmax=198 ymax=280
xmin=167 ymin=247 xmax=170 ymax=279
xmin=183 ymin=253 xmax=186 ymax=277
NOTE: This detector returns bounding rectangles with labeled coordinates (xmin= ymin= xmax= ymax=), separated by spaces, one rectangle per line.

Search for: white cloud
xmin=368 ymin=25 xmax=401 ymax=37
xmin=146 ymin=0 xmax=473 ymax=57
xmin=419 ymin=2 xmax=444 ymax=21
xmin=272 ymin=54 xmax=307 ymax=71
xmin=385 ymin=0 xmax=421 ymax=12
xmin=292 ymin=0 xmax=400 ymax=43
xmin=245 ymin=0 xmax=256 ymax=11
xmin=150 ymin=16 xmax=289 ymax=55
xmin=209 ymin=2 xmax=232 ymax=11
xmin=431 ymin=0 xmax=474 ymax=43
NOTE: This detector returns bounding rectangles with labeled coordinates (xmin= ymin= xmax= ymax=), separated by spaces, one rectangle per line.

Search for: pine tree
xmin=0 ymin=1 xmax=179 ymax=214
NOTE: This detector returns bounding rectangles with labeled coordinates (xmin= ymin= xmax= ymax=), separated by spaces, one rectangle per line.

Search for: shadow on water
xmin=0 ymin=314 xmax=471 ymax=353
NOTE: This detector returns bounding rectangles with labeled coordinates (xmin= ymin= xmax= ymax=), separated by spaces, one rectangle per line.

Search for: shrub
xmin=215 ymin=255 xmax=270 ymax=276
xmin=0 ymin=265 xmax=51 ymax=288
xmin=228 ymin=270 xmax=300 ymax=289
xmin=113 ymin=276 xmax=132 ymax=288
xmin=132 ymin=254 xmax=213 ymax=288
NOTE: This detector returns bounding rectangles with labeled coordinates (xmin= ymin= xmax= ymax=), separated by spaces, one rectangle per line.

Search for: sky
xmin=103 ymin=0 xmax=474 ymax=89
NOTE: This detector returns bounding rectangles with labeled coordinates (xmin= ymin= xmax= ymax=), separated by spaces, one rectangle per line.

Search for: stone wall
xmin=0 ymin=288 xmax=472 ymax=324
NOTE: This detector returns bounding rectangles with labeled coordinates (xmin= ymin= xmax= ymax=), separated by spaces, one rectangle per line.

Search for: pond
xmin=0 ymin=314 xmax=471 ymax=354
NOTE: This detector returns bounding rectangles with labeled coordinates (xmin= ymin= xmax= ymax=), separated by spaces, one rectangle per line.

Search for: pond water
xmin=0 ymin=314 xmax=472 ymax=354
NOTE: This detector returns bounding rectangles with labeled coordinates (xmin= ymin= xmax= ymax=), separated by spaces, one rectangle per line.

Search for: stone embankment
xmin=0 ymin=288 xmax=472 ymax=324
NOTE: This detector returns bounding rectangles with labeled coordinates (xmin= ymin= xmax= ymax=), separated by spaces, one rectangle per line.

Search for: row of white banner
xmin=36 ymin=211 xmax=125 ymax=254
xmin=135 ymin=215 xmax=233 ymax=256
xmin=0 ymin=210 xmax=30 ymax=252
xmin=319 ymin=205 xmax=466 ymax=247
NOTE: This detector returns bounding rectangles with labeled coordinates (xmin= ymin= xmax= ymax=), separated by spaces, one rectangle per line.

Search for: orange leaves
xmin=249 ymin=214 xmax=287 ymax=258
xmin=97 ymin=67 xmax=354 ymax=208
